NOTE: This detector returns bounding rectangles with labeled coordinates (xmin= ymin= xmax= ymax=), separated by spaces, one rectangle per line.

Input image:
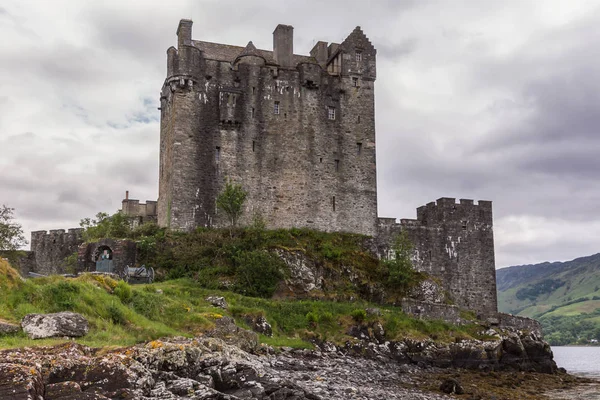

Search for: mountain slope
xmin=497 ymin=253 xmax=600 ymax=344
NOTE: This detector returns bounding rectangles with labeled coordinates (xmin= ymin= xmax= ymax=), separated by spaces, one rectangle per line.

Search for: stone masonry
xmin=158 ymin=20 xmax=378 ymax=235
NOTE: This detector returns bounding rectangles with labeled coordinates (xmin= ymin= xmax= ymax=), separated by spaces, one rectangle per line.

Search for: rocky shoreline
xmin=0 ymin=317 xmax=588 ymax=400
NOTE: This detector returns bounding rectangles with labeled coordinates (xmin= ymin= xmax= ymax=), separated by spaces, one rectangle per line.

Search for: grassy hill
xmin=496 ymin=253 xmax=600 ymax=345
xmin=0 ymin=257 xmax=483 ymax=349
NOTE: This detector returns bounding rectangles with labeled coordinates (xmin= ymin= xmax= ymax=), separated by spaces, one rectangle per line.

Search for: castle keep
xmin=19 ymin=20 xmax=500 ymax=317
xmin=158 ymin=20 xmax=378 ymax=235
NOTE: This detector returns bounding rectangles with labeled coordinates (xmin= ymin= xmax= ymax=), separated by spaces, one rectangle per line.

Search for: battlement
xmin=416 ymin=197 xmax=493 ymax=227
xmin=31 ymin=228 xmax=83 ymax=241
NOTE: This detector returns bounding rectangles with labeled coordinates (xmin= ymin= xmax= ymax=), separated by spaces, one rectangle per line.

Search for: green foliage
xmin=80 ymin=212 xmax=134 ymax=241
xmin=63 ymin=251 xmax=78 ymax=274
xmin=384 ymin=231 xmax=424 ymax=293
xmin=0 ymin=205 xmax=27 ymax=251
xmin=233 ymin=251 xmax=284 ymax=298
xmin=216 ymin=180 xmax=248 ymax=227
xmin=114 ymin=281 xmax=133 ymax=303
xmin=351 ymin=308 xmax=367 ymax=323
xmin=515 ymin=279 xmax=565 ymax=301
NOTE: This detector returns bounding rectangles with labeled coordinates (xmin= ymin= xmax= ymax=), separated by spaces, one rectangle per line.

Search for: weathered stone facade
xmin=120 ymin=191 xmax=158 ymax=227
xmin=378 ymin=198 xmax=498 ymax=315
xmin=29 ymin=229 xmax=84 ymax=275
xmin=158 ymin=20 xmax=378 ymax=235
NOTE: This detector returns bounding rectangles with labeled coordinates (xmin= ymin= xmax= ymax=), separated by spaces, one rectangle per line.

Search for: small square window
xmin=274 ymin=101 xmax=280 ymax=115
xmin=352 ymin=77 xmax=359 ymax=87
xmin=328 ymin=106 xmax=336 ymax=120
xmin=355 ymin=51 xmax=362 ymax=62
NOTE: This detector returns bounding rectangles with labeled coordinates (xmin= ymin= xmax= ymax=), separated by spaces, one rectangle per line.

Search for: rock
xmin=206 ymin=296 xmax=228 ymax=309
xmin=206 ymin=316 xmax=259 ymax=353
xmin=365 ymin=307 xmax=381 ymax=316
xmin=0 ymin=320 xmax=20 ymax=335
xmin=440 ymin=378 xmax=464 ymax=394
xmin=244 ymin=314 xmax=273 ymax=336
xmin=409 ymin=279 xmax=446 ymax=303
xmin=0 ymin=363 xmax=44 ymax=400
xmin=275 ymin=249 xmax=323 ymax=294
xmin=21 ymin=312 xmax=89 ymax=339
xmin=45 ymin=381 xmax=82 ymax=399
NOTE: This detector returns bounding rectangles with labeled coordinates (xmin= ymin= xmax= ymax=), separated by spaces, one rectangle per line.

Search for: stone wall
xmin=0 ymin=250 xmax=36 ymax=277
xmin=29 ymin=229 xmax=84 ymax=275
xmin=400 ymin=299 xmax=463 ymax=325
xmin=378 ymin=197 xmax=498 ymax=316
xmin=78 ymin=238 xmax=137 ymax=277
xmin=497 ymin=313 xmax=543 ymax=336
xmin=158 ymin=20 xmax=378 ymax=235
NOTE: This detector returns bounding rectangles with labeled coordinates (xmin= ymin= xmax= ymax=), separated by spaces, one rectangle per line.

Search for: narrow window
xmin=251 ymin=107 xmax=255 ymax=118
xmin=215 ymin=146 xmax=221 ymax=163
xmin=352 ymin=77 xmax=359 ymax=87
xmin=462 ymin=220 xmax=467 ymax=230
xmin=357 ymin=142 xmax=362 ymax=155
xmin=274 ymin=101 xmax=280 ymax=115
xmin=332 ymin=196 xmax=336 ymax=212
xmin=252 ymin=86 xmax=256 ymax=94
xmin=355 ymin=51 xmax=362 ymax=62
xmin=319 ymin=157 xmax=323 ymax=163
xmin=227 ymin=94 xmax=233 ymax=106
xmin=328 ymin=106 xmax=336 ymax=120
xmin=232 ymin=94 xmax=237 ymax=107
xmin=284 ymin=112 xmax=287 ymax=119
xmin=335 ymin=159 xmax=340 ymax=171
xmin=357 ymin=115 xmax=361 ymax=123
xmin=252 ymin=141 xmax=255 ymax=152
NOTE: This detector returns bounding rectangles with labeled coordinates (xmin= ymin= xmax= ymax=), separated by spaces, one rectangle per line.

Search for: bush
xmin=233 ymin=251 xmax=284 ymax=298
xmin=350 ymin=309 xmax=367 ymax=323
xmin=106 ymin=302 xmax=127 ymax=325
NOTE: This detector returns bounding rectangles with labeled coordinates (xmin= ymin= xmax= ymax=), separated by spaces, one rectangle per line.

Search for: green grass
xmin=0 ymin=259 xmax=484 ymax=349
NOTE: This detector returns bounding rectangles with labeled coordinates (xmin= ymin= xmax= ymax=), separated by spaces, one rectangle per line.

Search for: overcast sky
xmin=1 ymin=0 xmax=599 ymax=268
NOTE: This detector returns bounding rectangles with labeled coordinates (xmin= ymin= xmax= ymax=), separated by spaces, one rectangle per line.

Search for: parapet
xmin=416 ymin=197 xmax=493 ymax=226
xmin=30 ymin=228 xmax=84 ymax=249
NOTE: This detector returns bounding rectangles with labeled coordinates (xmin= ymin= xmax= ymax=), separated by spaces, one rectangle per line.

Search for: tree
xmin=384 ymin=230 xmax=423 ymax=293
xmin=0 ymin=205 xmax=27 ymax=251
xmin=216 ymin=180 xmax=247 ymax=228
xmin=80 ymin=211 xmax=133 ymax=241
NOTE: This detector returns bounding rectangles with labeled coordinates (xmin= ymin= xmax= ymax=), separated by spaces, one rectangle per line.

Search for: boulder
xmin=0 ymin=320 xmax=20 ymax=335
xmin=206 ymin=317 xmax=259 ymax=353
xmin=244 ymin=315 xmax=273 ymax=337
xmin=206 ymin=296 xmax=228 ymax=309
xmin=21 ymin=312 xmax=89 ymax=339
xmin=440 ymin=378 xmax=464 ymax=394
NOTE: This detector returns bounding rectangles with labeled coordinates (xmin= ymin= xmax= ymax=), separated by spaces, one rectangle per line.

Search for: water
xmin=553 ymin=346 xmax=600 ymax=378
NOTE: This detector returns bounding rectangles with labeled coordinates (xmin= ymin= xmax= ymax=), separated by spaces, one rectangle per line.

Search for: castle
xmin=18 ymin=20 xmax=499 ymax=317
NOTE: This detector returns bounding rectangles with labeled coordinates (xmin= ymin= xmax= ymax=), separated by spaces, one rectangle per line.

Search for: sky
xmin=1 ymin=0 xmax=599 ymax=268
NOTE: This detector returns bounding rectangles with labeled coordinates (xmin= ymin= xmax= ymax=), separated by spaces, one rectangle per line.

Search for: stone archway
xmin=94 ymin=245 xmax=114 ymax=273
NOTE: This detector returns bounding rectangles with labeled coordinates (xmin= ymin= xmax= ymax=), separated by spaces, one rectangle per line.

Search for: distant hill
xmin=496 ymin=253 xmax=600 ymax=345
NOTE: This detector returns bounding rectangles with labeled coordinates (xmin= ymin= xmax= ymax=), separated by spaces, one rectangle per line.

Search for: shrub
xmin=106 ymin=302 xmax=127 ymax=325
xmin=350 ymin=309 xmax=367 ymax=323
xmin=233 ymin=251 xmax=284 ymax=298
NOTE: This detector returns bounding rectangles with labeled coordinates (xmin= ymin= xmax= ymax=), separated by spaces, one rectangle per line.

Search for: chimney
xmin=310 ymin=41 xmax=328 ymax=65
xmin=125 ymin=190 xmax=129 ymax=200
xmin=273 ymin=24 xmax=294 ymax=68
xmin=177 ymin=19 xmax=193 ymax=48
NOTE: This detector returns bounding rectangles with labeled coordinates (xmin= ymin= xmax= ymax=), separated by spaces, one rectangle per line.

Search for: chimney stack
xmin=125 ymin=190 xmax=129 ymax=200
xmin=177 ymin=19 xmax=193 ymax=48
xmin=273 ymin=24 xmax=294 ymax=68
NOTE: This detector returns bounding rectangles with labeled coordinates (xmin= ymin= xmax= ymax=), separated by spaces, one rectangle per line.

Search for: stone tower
xmin=158 ymin=20 xmax=378 ymax=235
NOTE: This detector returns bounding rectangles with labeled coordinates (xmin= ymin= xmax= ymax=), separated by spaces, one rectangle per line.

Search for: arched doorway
xmin=94 ymin=245 xmax=114 ymax=273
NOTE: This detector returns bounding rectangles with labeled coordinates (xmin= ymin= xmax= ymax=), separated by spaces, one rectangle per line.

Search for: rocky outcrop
xmin=0 ymin=318 xmax=557 ymax=399
xmin=0 ymin=320 xmax=20 ymax=335
xmin=21 ymin=312 xmax=89 ymax=339
xmin=0 ymin=337 xmax=454 ymax=400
